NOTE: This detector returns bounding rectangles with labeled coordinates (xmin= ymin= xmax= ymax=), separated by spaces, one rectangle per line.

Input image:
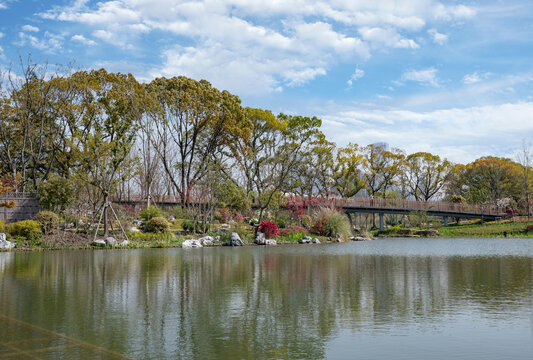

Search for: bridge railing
xmin=113 ymin=193 xmax=506 ymax=217
xmin=315 ymin=197 xmax=505 ymax=216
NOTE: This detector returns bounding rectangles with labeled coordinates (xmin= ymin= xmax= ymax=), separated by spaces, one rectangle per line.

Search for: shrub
xmin=145 ymin=217 xmax=170 ymax=233
xmin=275 ymin=212 xmax=291 ymax=229
xmin=7 ymin=220 xmax=42 ymax=239
xmin=182 ymin=220 xmax=194 ymax=232
xmin=34 ymin=211 xmax=60 ymax=234
xmin=172 ymin=206 xmax=190 ymax=220
xmin=311 ymin=210 xmax=351 ymax=240
xmin=139 ymin=206 xmax=164 ymax=221
xmin=233 ymin=211 xmax=244 ymax=223
xmin=219 ymin=208 xmax=231 ymax=224
xmin=299 ymin=214 xmax=313 ymax=229
xmin=278 ymin=225 xmax=308 ymax=237
xmin=0 ymin=220 xmax=4 ymax=233
xmin=259 ymin=221 xmax=279 ymax=238
xmin=526 ymin=225 xmax=533 ymax=232
xmin=37 ymin=175 xmax=75 ymax=211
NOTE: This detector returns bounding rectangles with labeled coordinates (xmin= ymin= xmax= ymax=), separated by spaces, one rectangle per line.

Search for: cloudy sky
xmin=1 ymin=0 xmax=532 ymax=163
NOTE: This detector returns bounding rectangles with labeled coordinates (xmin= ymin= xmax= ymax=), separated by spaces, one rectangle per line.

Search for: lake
xmin=1 ymin=238 xmax=532 ymax=359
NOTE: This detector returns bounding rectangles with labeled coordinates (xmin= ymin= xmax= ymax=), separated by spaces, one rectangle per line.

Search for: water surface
xmin=1 ymin=238 xmax=532 ymax=359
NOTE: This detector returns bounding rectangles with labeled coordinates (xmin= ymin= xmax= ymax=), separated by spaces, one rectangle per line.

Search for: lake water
xmin=1 ymin=238 xmax=532 ymax=359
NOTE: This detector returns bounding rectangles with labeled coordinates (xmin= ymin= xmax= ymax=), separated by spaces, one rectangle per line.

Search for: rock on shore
xmin=0 ymin=233 xmax=15 ymax=250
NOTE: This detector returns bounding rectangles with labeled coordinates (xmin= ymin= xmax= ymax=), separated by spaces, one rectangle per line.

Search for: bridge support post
xmin=443 ymin=216 xmax=448 ymax=227
xmin=379 ymin=212 xmax=384 ymax=231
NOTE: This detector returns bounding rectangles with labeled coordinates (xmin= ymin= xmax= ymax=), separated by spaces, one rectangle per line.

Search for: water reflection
xmin=0 ymin=238 xmax=532 ymax=359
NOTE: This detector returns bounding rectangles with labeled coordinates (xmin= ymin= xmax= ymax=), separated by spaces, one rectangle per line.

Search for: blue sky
xmin=1 ymin=0 xmax=532 ymax=163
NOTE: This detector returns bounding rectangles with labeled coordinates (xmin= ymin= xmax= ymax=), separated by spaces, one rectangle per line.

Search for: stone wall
xmin=0 ymin=193 xmax=40 ymax=223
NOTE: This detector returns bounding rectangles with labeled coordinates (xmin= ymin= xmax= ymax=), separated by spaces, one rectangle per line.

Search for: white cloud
xmin=71 ymin=34 xmax=96 ymax=46
xmin=22 ymin=25 xmax=39 ymax=32
xmin=321 ymin=102 xmax=533 ymax=163
xmin=347 ymin=68 xmax=365 ymax=87
xmin=428 ymin=29 xmax=448 ymax=45
xmin=92 ymin=30 xmax=112 ymax=41
xmin=359 ymin=27 xmax=419 ymax=49
xmin=462 ymin=71 xmax=491 ymax=84
xmin=17 ymin=31 xmax=63 ymax=53
xmin=38 ymin=0 xmax=475 ymax=94
xmin=284 ymin=67 xmax=327 ymax=87
xmin=402 ymin=68 xmax=439 ymax=86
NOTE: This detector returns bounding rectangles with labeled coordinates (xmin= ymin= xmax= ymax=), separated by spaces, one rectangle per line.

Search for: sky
xmin=0 ymin=0 xmax=532 ymax=164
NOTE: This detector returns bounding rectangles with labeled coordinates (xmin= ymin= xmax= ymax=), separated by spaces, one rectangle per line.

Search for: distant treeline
xmin=1 ymin=59 xmax=531 ymax=224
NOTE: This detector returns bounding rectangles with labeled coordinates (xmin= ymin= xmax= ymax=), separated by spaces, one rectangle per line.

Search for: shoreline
xmin=1 ymin=231 xmax=532 ymax=252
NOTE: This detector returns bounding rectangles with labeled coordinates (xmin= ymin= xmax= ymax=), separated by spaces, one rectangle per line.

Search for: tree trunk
xmin=103 ymin=194 xmax=109 ymax=238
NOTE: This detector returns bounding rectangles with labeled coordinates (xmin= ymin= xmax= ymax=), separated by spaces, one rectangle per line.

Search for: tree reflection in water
xmin=0 ymin=239 xmax=532 ymax=359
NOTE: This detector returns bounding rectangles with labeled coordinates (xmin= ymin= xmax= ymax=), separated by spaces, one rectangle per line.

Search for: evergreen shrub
xmin=7 ymin=220 xmax=42 ymax=239
xmin=145 ymin=217 xmax=170 ymax=233
xmin=34 ymin=211 xmax=60 ymax=234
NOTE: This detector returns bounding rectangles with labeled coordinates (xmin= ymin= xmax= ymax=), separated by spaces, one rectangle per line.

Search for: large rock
xmin=105 ymin=237 xmax=118 ymax=247
xmin=119 ymin=240 xmax=129 ymax=247
xmin=351 ymin=236 xmax=372 ymax=241
xmin=228 ymin=232 xmax=243 ymax=246
xmin=128 ymin=226 xmax=141 ymax=232
xmin=254 ymin=232 xmax=266 ymax=245
xmin=264 ymin=239 xmax=277 ymax=246
xmin=312 ymin=238 xmax=320 ymax=244
xmin=182 ymin=239 xmax=203 ymax=248
xmin=198 ymin=236 xmax=214 ymax=246
xmin=0 ymin=233 xmax=15 ymax=250
xmin=298 ymin=236 xmax=312 ymax=244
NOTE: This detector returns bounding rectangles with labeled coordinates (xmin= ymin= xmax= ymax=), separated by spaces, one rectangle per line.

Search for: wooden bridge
xmin=315 ymin=197 xmax=506 ymax=230
xmin=115 ymin=194 xmax=507 ymax=231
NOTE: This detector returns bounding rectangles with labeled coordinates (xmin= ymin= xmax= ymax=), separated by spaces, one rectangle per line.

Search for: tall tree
xmin=235 ymin=109 xmax=321 ymax=223
xmin=146 ymin=76 xmax=249 ymax=208
xmin=404 ymin=152 xmax=452 ymax=201
xmin=289 ymin=134 xmax=334 ymax=198
xmin=71 ymin=69 xmax=143 ymax=237
xmin=452 ymin=157 xmax=522 ymax=206
xmin=362 ymin=144 xmax=404 ymax=199
xmin=333 ymin=143 xmax=365 ymax=198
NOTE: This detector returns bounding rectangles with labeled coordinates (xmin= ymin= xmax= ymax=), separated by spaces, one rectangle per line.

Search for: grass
xmin=438 ymin=220 xmax=533 ymax=238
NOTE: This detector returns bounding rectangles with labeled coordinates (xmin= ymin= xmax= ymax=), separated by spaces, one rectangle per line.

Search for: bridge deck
xmin=113 ymin=194 xmax=507 ymax=220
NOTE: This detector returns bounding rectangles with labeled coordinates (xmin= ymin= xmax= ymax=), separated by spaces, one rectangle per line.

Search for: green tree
xmin=37 ymin=174 xmax=75 ymax=212
xmin=146 ymin=76 xmax=249 ymax=208
xmin=235 ymin=110 xmax=322 ymax=223
xmin=71 ymin=69 xmax=143 ymax=237
xmin=448 ymin=157 xmax=522 ymax=206
xmin=404 ymin=152 xmax=452 ymax=201
xmin=333 ymin=143 xmax=366 ymax=198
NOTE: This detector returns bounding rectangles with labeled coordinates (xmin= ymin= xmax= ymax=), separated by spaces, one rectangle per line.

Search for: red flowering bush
xmin=506 ymin=208 xmax=518 ymax=216
xmin=526 ymin=225 xmax=533 ymax=232
xmin=259 ymin=221 xmax=279 ymax=238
